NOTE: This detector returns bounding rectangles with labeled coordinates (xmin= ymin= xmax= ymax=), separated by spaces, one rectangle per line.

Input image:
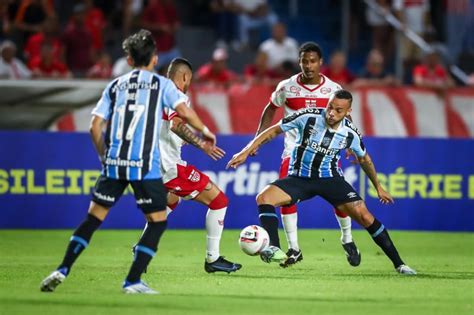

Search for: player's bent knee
xmin=208 ymin=191 xmax=228 ymax=210
xmin=359 ymin=212 xmax=374 ymax=227
xmin=256 ymin=192 xmax=274 ymax=206
xmin=145 ymin=209 xmax=167 ymax=222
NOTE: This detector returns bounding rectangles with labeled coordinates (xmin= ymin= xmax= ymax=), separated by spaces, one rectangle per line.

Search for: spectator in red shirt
xmin=243 ymin=50 xmax=279 ymax=85
xmin=24 ymin=16 xmax=63 ymax=64
xmin=84 ymin=0 xmax=106 ymax=53
xmin=321 ymin=50 xmax=356 ymax=87
xmin=29 ymin=42 xmax=71 ymax=78
xmin=196 ymin=47 xmax=237 ymax=87
xmin=413 ymin=51 xmax=455 ymax=93
xmin=141 ymin=0 xmax=180 ymax=69
xmin=61 ymin=4 xmax=93 ymax=77
xmin=87 ymin=51 xmax=112 ymax=79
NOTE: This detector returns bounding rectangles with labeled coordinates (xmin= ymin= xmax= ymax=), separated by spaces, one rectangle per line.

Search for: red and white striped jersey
xmin=159 ymin=92 xmax=191 ymax=183
xmin=270 ymin=73 xmax=342 ymax=158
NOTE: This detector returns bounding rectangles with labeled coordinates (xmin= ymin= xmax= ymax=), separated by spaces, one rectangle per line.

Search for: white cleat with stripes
xmin=396 ymin=264 xmax=417 ymax=275
xmin=122 ymin=281 xmax=159 ymax=294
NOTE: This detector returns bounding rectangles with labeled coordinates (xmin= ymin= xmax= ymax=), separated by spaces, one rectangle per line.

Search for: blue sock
xmin=57 ymin=214 xmax=102 ymax=275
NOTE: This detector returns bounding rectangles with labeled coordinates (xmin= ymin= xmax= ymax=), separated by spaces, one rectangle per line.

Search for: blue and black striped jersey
xmin=92 ymin=69 xmax=187 ymax=180
xmin=280 ymin=108 xmax=366 ymax=179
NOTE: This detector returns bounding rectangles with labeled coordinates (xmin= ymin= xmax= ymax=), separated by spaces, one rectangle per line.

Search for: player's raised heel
xmin=40 ymin=270 xmax=66 ymax=292
xmin=280 ymin=248 xmax=303 ymax=268
xmin=342 ymin=242 xmax=361 ymax=267
xmin=204 ymin=256 xmax=242 ymax=273
xmin=122 ymin=281 xmax=159 ymax=294
xmin=396 ymin=264 xmax=417 ymax=275
xmin=260 ymin=246 xmax=287 ymax=263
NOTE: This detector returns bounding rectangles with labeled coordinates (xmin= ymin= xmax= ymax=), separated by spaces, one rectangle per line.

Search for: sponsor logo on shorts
xmin=188 ymin=170 xmax=201 ymax=182
xmin=94 ymin=191 xmax=115 ymax=202
xmin=137 ymin=198 xmax=153 ymax=204
xmin=347 ymin=192 xmax=358 ymax=199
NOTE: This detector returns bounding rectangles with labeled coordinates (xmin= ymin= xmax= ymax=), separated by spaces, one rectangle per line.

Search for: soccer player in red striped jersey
xmin=157 ymin=57 xmax=241 ymax=273
xmin=254 ymin=42 xmax=361 ymax=267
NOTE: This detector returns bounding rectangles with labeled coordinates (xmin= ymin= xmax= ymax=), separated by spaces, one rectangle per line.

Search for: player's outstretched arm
xmin=89 ymin=115 xmax=106 ymax=162
xmin=174 ymin=102 xmax=216 ymax=146
xmin=170 ymin=116 xmax=225 ymax=161
xmin=252 ymin=103 xmax=278 ymax=156
xmin=256 ymin=103 xmax=278 ymax=136
xmin=357 ymin=152 xmax=394 ymax=204
xmin=227 ymin=124 xmax=283 ymax=169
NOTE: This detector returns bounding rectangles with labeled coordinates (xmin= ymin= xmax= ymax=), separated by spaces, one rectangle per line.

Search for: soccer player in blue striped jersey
xmin=40 ymin=29 xmax=218 ymax=294
xmin=227 ymin=89 xmax=416 ymax=275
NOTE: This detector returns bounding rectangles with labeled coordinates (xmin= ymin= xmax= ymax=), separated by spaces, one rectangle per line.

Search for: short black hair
xmin=167 ymin=57 xmax=193 ymax=77
xmin=333 ymin=89 xmax=353 ymax=103
xmin=122 ymin=29 xmax=156 ymax=67
xmin=299 ymin=42 xmax=323 ymax=59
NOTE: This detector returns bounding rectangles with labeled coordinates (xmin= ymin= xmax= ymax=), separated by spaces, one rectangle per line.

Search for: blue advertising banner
xmin=0 ymin=131 xmax=473 ymax=231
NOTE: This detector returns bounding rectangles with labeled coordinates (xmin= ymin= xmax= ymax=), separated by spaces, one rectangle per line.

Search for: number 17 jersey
xmin=92 ymin=69 xmax=187 ymax=181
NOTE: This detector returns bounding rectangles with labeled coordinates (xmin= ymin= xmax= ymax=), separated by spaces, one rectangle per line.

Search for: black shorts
xmin=271 ymin=176 xmax=362 ymax=207
xmin=92 ymin=175 xmax=167 ymax=214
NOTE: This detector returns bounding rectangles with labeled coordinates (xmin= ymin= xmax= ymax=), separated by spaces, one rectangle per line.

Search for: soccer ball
xmin=238 ymin=225 xmax=270 ymax=256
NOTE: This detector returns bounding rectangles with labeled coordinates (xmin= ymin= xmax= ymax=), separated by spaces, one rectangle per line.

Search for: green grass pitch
xmin=0 ymin=229 xmax=473 ymax=315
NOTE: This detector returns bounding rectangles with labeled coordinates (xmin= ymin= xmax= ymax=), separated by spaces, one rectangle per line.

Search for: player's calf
xmin=366 ymin=218 xmax=416 ymax=275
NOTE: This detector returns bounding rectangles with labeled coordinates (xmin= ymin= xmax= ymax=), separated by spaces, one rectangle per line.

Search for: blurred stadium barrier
xmin=0 ymin=80 xmax=472 ymax=137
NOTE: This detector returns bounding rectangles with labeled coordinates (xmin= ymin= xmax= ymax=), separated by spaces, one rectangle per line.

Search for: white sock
xmin=335 ymin=214 xmax=352 ymax=244
xmin=282 ymin=213 xmax=299 ymax=251
xmin=205 ymin=207 xmax=226 ymax=263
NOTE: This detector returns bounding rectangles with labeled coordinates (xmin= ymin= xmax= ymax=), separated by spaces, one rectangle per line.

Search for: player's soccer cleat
xmin=342 ymin=241 xmax=361 ymax=267
xmin=40 ymin=270 xmax=66 ymax=292
xmin=122 ymin=281 xmax=159 ymax=294
xmin=396 ymin=264 xmax=417 ymax=275
xmin=279 ymin=248 xmax=303 ymax=268
xmin=204 ymin=256 xmax=242 ymax=273
xmin=260 ymin=246 xmax=288 ymax=263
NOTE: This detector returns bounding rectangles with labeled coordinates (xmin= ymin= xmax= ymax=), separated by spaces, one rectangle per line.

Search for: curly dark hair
xmin=122 ymin=29 xmax=156 ymax=67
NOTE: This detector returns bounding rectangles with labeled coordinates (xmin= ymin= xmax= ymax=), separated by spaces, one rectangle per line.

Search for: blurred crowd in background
xmin=0 ymin=0 xmax=472 ymax=93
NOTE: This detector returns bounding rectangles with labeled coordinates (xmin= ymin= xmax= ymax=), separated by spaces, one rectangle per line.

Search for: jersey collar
xmin=297 ymin=73 xmax=326 ymax=92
